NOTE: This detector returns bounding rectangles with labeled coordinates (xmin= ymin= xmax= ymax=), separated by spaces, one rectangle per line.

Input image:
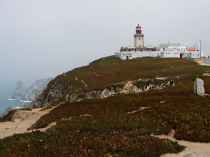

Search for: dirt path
xmin=194 ymin=58 xmax=210 ymax=66
xmin=157 ymin=135 xmax=210 ymax=157
xmin=0 ymin=107 xmax=54 ymax=139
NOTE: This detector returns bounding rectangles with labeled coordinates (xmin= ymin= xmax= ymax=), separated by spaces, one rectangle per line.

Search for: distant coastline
xmin=0 ymin=78 xmax=51 ymax=117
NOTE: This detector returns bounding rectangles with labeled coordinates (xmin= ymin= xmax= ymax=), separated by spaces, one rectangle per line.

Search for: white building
xmin=116 ymin=25 xmax=201 ymax=60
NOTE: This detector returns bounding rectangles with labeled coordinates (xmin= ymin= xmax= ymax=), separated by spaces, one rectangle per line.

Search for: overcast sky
xmin=0 ymin=0 xmax=210 ymax=83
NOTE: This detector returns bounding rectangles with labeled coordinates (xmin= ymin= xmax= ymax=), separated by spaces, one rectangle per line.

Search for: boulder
xmin=100 ymin=89 xmax=112 ymax=98
xmin=194 ymin=78 xmax=205 ymax=96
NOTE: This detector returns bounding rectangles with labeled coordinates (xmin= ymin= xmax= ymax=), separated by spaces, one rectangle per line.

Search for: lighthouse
xmin=117 ymin=25 xmax=201 ymax=60
xmin=134 ymin=24 xmax=144 ymax=49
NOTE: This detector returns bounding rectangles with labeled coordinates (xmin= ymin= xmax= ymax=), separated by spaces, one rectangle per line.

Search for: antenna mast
xmin=199 ymin=40 xmax=202 ymax=58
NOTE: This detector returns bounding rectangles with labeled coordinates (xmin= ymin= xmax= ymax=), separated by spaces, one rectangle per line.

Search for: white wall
xmin=116 ymin=50 xmax=201 ymax=60
xmin=134 ymin=36 xmax=144 ymax=48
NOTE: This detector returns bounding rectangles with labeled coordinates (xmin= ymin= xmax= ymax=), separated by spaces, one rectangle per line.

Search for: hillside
xmin=35 ymin=56 xmax=207 ymax=106
xmin=0 ymin=57 xmax=210 ymax=157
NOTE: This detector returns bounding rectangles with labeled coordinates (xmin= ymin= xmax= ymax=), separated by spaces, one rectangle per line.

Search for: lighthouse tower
xmin=134 ymin=24 xmax=144 ymax=49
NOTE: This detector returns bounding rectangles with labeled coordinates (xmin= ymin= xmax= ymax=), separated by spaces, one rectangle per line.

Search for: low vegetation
xmin=37 ymin=56 xmax=207 ymax=105
xmin=0 ymin=57 xmax=210 ymax=156
xmin=0 ymin=130 xmax=183 ymax=157
xmin=33 ymin=81 xmax=210 ymax=142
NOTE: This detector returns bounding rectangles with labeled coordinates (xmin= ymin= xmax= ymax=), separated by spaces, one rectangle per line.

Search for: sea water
xmin=0 ymin=81 xmax=25 ymax=117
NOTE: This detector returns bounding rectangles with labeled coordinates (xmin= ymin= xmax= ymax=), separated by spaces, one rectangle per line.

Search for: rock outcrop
xmin=35 ymin=77 xmax=175 ymax=106
xmin=194 ymin=78 xmax=205 ymax=96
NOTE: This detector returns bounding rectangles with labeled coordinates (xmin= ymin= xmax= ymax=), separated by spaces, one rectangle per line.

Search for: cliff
xmin=35 ymin=56 xmax=205 ymax=106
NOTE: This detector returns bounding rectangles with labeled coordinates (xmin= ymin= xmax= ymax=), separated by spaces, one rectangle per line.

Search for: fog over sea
xmin=0 ymin=81 xmax=20 ymax=116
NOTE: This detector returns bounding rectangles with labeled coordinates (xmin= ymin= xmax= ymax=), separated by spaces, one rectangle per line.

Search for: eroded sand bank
xmin=0 ymin=107 xmax=53 ymax=139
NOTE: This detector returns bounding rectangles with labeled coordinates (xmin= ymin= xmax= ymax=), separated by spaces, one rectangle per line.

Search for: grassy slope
xmin=39 ymin=56 xmax=207 ymax=104
xmin=33 ymin=79 xmax=210 ymax=142
xmin=0 ymin=131 xmax=183 ymax=157
xmin=0 ymin=57 xmax=210 ymax=157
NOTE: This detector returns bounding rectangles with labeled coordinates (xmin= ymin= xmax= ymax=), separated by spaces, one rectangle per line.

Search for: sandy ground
xmin=0 ymin=107 xmax=54 ymax=139
xmin=157 ymin=135 xmax=210 ymax=157
xmin=194 ymin=58 xmax=210 ymax=66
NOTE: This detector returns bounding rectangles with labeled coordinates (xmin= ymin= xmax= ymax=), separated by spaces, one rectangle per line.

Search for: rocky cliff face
xmin=67 ymin=78 xmax=175 ymax=103
xmin=35 ymin=77 xmax=176 ymax=106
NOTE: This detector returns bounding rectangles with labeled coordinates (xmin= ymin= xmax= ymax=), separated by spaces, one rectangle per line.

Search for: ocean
xmin=0 ymin=81 xmax=22 ymax=117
